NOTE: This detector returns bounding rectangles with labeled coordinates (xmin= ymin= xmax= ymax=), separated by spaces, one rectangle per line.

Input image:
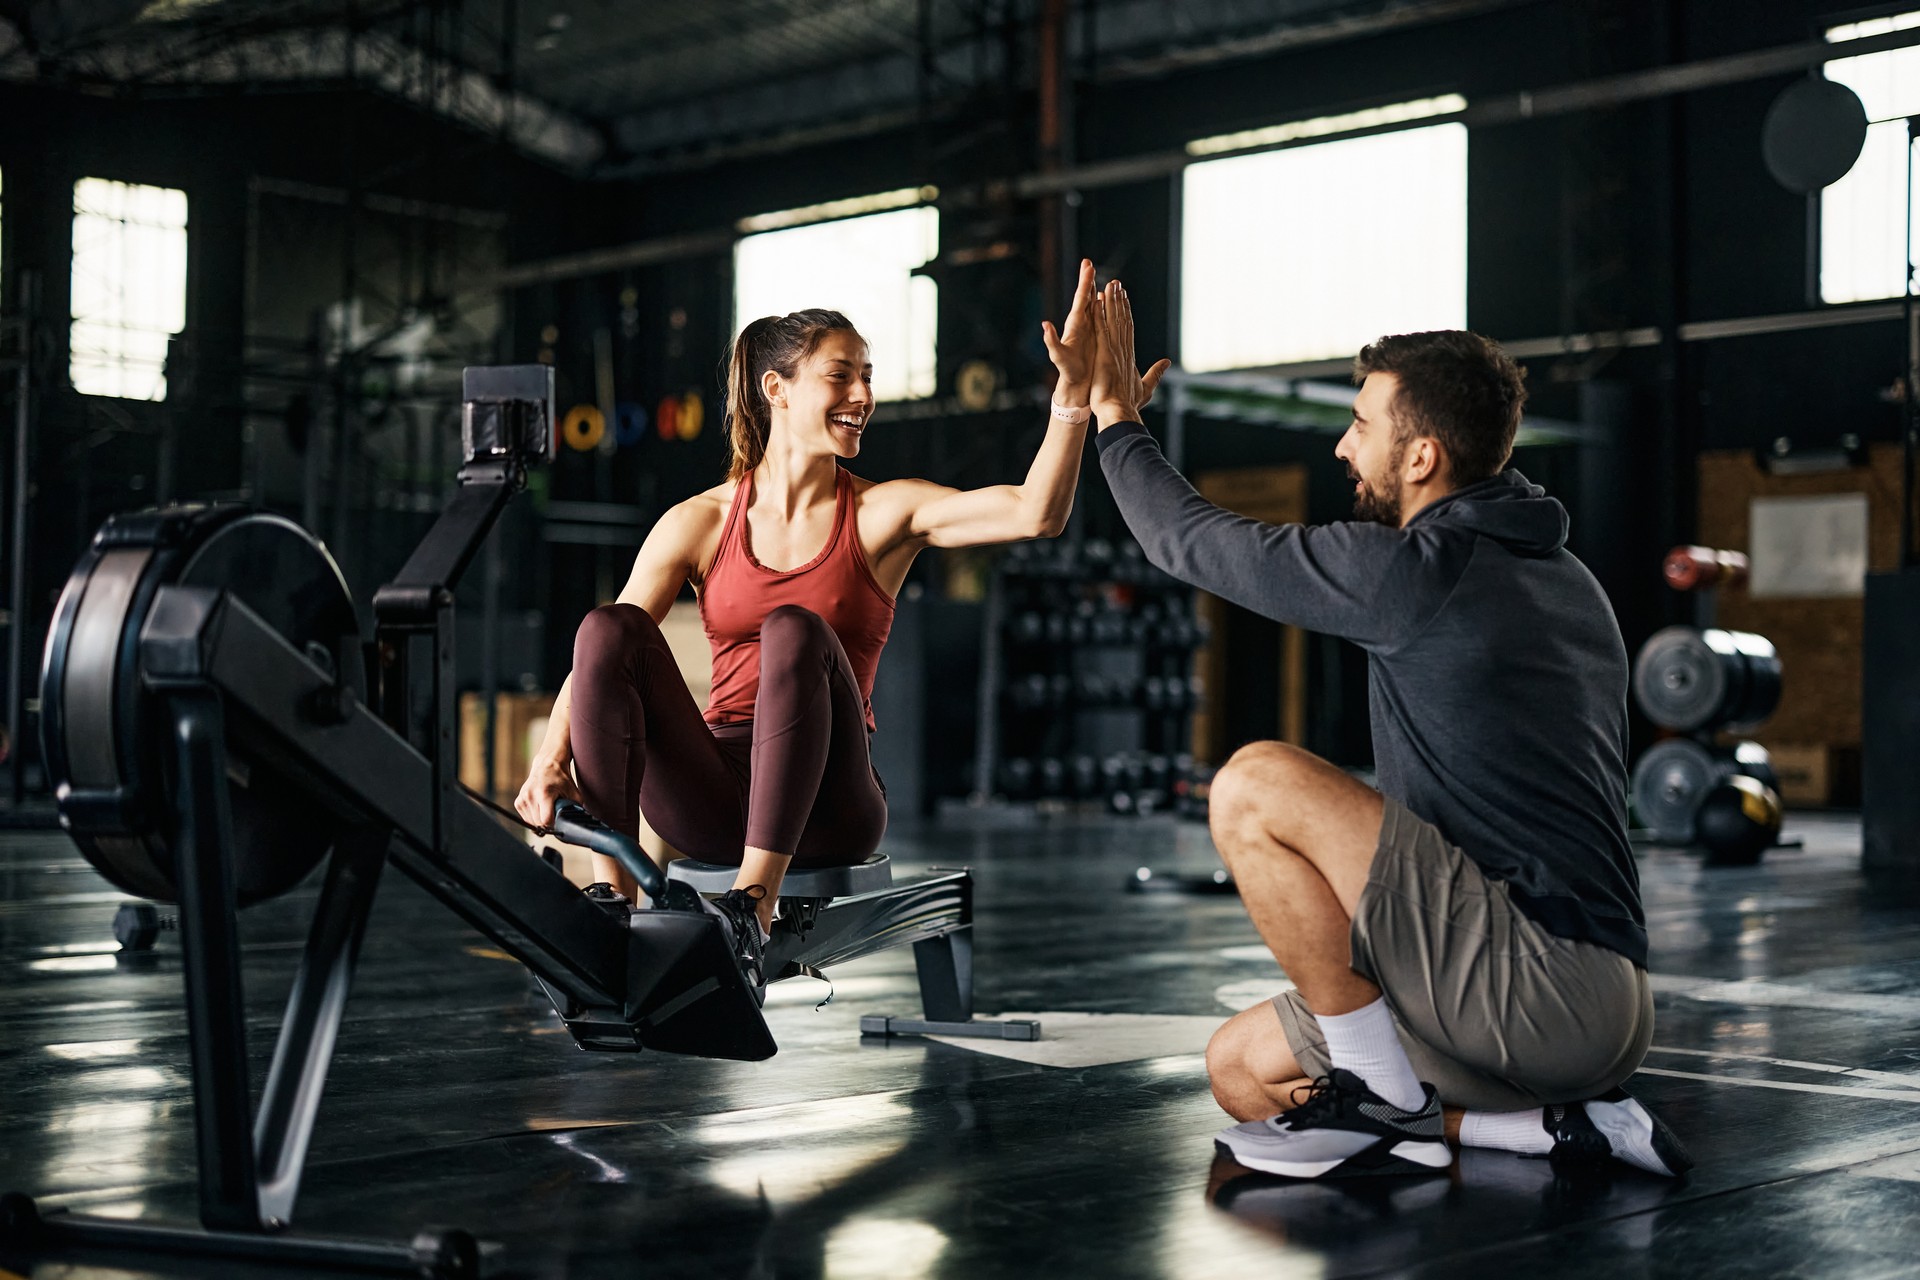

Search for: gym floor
xmin=3 ymin=811 xmax=1919 ymax=1279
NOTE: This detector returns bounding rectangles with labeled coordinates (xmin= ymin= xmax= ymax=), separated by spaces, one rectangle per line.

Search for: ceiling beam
xmin=0 ymin=16 xmax=605 ymax=171
xmin=496 ymin=22 xmax=1920 ymax=287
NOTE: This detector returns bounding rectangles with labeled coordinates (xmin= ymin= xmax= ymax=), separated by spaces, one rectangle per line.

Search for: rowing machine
xmin=4 ymin=365 xmax=1024 ymax=1278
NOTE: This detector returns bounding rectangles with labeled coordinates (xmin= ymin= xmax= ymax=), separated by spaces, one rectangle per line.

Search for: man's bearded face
xmin=1349 ymin=439 xmax=1406 ymax=526
xmin=1338 ymin=373 xmax=1409 ymax=528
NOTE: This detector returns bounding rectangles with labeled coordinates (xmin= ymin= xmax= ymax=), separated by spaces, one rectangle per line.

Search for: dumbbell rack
xmin=971 ymin=539 xmax=1205 ymax=812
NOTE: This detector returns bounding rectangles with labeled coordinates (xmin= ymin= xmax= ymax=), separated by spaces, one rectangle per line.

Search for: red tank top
xmin=701 ymin=467 xmax=897 ymax=731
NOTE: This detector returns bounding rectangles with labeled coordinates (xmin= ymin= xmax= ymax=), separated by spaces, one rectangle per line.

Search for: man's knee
xmin=1209 ymin=741 xmax=1315 ymax=844
xmin=1205 ymin=1017 xmax=1250 ymax=1086
xmin=1207 ymin=1006 xmax=1306 ymax=1119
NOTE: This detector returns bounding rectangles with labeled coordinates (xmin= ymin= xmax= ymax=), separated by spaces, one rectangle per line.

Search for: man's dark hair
xmin=1352 ymin=331 xmax=1527 ymax=485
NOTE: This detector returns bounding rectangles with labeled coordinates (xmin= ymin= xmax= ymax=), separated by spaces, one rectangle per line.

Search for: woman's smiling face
xmin=768 ymin=329 xmax=875 ymax=460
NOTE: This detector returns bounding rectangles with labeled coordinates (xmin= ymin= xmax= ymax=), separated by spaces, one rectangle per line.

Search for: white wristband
xmin=1050 ymin=401 xmax=1091 ymax=425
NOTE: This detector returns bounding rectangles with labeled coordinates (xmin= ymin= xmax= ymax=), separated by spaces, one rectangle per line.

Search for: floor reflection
xmin=1205 ymin=1146 xmax=1685 ymax=1279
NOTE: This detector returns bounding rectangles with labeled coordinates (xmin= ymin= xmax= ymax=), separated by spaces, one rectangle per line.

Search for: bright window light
xmin=1820 ymin=12 xmax=1920 ymax=304
xmin=1186 ymin=94 xmax=1467 ymax=158
xmin=1180 ymin=120 xmax=1467 ymax=371
xmin=71 ymin=178 xmax=190 ymax=401
xmin=733 ymin=204 xmax=938 ymax=402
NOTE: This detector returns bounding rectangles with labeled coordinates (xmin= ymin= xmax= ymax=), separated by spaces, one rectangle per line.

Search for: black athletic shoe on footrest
xmin=1214 ymin=1069 xmax=1452 ymax=1179
xmin=703 ymin=887 xmax=768 ymax=1006
xmin=1542 ymin=1088 xmax=1693 ymax=1177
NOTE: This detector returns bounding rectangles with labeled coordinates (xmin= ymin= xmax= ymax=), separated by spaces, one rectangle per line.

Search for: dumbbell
xmin=1142 ymin=677 xmax=1168 ymax=710
xmin=1044 ymin=612 xmax=1070 ymax=644
xmin=1070 ymin=754 xmax=1100 ymax=796
xmin=1038 ymin=757 xmax=1067 ymax=797
xmin=1010 ymin=611 xmax=1045 ymax=645
xmin=113 ymin=902 xmax=177 ymax=952
xmin=1001 ymin=757 xmax=1035 ymax=798
xmin=1145 ymin=754 xmax=1172 ymax=792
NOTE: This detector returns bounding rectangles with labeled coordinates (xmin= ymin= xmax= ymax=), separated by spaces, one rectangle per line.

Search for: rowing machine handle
xmin=550 ymin=800 xmax=667 ymax=904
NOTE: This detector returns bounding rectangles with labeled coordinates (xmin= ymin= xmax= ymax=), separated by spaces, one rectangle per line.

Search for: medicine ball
xmin=1695 ymin=775 xmax=1783 ymax=866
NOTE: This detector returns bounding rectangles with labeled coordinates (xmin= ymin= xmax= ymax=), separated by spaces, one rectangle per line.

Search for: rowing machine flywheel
xmin=40 ymin=505 xmax=363 ymax=906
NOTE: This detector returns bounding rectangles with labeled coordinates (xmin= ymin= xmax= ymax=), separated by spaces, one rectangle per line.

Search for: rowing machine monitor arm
xmin=369 ymin=366 xmax=554 ymax=847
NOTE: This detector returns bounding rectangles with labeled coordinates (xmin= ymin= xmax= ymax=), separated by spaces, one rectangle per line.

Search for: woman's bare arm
xmin=868 ymin=265 xmax=1166 ymax=557
xmin=515 ymin=498 xmax=717 ymax=825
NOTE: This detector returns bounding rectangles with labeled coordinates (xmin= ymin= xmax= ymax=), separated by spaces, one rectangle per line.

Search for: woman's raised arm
xmin=873 ymin=261 xmax=1158 ymax=552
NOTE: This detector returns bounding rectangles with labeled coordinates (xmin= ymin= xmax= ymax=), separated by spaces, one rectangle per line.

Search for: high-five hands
xmin=1040 ymin=259 xmax=1101 ymax=408
xmin=1090 ymin=279 xmax=1172 ymax=427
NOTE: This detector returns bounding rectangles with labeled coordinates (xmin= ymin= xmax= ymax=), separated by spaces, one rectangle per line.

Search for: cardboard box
xmin=459 ymin=691 xmax=557 ymax=801
xmin=1768 ymin=743 xmax=1830 ymax=808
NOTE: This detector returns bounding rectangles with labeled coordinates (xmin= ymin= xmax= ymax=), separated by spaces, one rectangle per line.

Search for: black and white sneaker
xmin=1214 ymin=1069 xmax=1453 ymax=1179
xmin=1542 ymin=1088 xmax=1693 ymax=1177
xmin=704 ymin=887 xmax=768 ymax=1005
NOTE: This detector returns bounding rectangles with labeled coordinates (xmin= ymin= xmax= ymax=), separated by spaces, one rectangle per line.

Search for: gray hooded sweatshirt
xmin=1097 ymin=421 xmax=1645 ymax=965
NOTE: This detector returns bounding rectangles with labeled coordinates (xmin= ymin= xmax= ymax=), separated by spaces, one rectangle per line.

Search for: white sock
xmin=1317 ymin=998 xmax=1425 ymax=1111
xmin=1459 ymin=1107 xmax=1554 ymax=1155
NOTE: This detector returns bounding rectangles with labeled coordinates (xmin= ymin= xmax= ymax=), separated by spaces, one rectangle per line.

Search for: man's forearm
xmin=1093 ymin=419 xmax=1374 ymax=635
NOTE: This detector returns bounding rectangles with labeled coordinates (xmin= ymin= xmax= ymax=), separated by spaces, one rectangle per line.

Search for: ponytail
xmin=721 ymin=308 xmax=862 ymax=482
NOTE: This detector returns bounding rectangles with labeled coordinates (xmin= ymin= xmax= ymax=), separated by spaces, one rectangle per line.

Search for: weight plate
xmin=1633 ymin=627 xmax=1729 ymax=731
xmin=1724 ymin=633 xmax=1782 ymax=730
xmin=1631 ymin=738 xmax=1725 ymax=844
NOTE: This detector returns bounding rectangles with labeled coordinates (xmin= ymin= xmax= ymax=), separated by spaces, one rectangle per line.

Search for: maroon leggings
xmin=568 ymin=603 xmax=886 ymax=867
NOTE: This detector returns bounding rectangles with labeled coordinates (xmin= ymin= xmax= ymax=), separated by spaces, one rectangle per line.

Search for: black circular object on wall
xmin=1762 ymin=77 xmax=1869 ymax=195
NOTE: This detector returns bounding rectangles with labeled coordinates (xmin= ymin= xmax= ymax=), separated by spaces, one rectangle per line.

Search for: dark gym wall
xmin=3 ymin=0 xmax=1910 ymax=763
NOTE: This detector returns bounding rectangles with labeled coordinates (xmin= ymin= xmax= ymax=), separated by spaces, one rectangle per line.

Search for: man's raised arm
xmin=1086 ymin=282 xmax=1412 ymax=651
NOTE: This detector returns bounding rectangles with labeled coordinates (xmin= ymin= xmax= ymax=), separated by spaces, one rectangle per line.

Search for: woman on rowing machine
xmin=517 ymin=260 xmax=1168 ymax=989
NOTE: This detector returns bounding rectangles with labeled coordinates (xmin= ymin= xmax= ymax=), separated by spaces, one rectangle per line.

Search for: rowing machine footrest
xmin=859 ymin=1015 xmax=1040 ymax=1041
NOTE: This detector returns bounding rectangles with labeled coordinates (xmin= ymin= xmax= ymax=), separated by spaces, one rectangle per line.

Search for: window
xmin=733 ymin=199 xmax=938 ymax=402
xmin=1820 ymin=11 xmax=1920 ymax=304
xmin=1180 ymin=112 xmax=1467 ymax=371
xmin=71 ymin=178 xmax=190 ymax=400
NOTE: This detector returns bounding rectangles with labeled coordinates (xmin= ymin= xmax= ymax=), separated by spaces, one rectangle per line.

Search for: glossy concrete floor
xmin=4 ymin=810 xmax=1920 ymax=1279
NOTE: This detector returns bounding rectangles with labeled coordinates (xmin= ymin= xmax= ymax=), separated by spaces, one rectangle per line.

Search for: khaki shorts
xmin=1272 ymin=798 xmax=1653 ymax=1112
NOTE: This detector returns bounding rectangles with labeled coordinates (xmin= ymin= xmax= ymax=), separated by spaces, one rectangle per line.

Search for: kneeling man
xmin=1086 ymin=284 xmax=1687 ymax=1180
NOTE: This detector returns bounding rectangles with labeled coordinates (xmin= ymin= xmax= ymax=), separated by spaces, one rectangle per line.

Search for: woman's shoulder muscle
xmin=667 ymin=482 xmax=734 ymax=586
